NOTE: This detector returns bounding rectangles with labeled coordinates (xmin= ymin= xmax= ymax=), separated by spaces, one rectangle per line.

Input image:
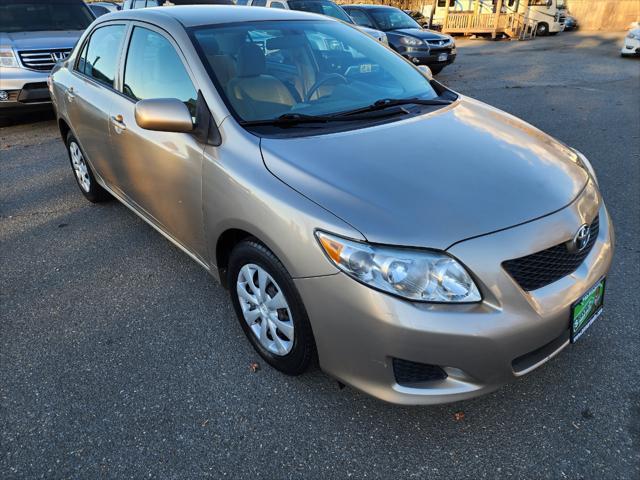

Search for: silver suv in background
xmin=0 ymin=0 xmax=94 ymax=119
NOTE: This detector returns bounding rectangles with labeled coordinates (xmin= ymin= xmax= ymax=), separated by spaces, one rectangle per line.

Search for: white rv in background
xmin=429 ymin=0 xmax=566 ymax=36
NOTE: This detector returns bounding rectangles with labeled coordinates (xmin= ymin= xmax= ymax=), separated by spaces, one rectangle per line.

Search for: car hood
xmin=389 ymin=28 xmax=446 ymax=40
xmin=260 ymin=97 xmax=589 ymax=249
xmin=0 ymin=31 xmax=83 ymax=50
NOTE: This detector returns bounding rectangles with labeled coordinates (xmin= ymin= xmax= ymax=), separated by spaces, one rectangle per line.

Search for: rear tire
xmin=66 ymin=131 xmax=110 ymax=203
xmin=228 ymin=239 xmax=316 ymax=375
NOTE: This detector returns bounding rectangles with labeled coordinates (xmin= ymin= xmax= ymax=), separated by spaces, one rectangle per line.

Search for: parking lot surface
xmin=1 ymin=32 xmax=639 ymax=479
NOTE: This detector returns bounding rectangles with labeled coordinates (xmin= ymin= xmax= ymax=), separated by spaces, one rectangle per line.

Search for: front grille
xmin=426 ymin=39 xmax=450 ymax=47
xmin=18 ymin=49 xmax=71 ymax=71
xmin=393 ymin=358 xmax=447 ymax=386
xmin=503 ymin=215 xmax=600 ymax=291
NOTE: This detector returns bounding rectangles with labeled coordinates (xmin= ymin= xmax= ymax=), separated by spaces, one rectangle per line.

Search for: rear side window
xmin=270 ymin=2 xmax=286 ymax=8
xmin=122 ymin=27 xmax=198 ymax=116
xmin=133 ymin=0 xmax=146 ymax=8
xmin=252 ymin=0 xmax=267 ymax=6
xmin=77 ymin=25 xmax=126 ymax=88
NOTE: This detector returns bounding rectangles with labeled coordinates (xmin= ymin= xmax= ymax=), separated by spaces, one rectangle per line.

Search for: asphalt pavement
xmin=1 ymin=31 xmax=639 ymax=479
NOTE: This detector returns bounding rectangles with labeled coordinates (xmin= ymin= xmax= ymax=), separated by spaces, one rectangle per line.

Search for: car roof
xmin=97 ymin=5 xmax=329 ymax=28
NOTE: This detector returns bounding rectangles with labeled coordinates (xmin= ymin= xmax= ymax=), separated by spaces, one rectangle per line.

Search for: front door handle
xmin=110 ymin=114 xmax=126 ymax=132
xmin=65 ymin=86 xmax=75 ymax=102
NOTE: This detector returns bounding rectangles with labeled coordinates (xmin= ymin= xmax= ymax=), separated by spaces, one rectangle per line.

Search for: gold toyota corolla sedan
xmin=49 ymin=6 xmax=614 ymax=405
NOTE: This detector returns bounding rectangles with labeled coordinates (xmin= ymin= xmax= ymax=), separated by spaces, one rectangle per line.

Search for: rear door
xmin=66 ymin=23 xmax=127 ymax=187
xmin=108 ymin=24 xmax=207 ymax=259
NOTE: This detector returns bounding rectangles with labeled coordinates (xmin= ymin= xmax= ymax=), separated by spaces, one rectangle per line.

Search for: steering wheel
xmin=304 ymin=73 xmax=348 ymax=103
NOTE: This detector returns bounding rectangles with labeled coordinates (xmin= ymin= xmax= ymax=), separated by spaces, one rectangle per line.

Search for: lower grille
xmin=393 ymin=358 xmax=447 ymax=386
xmin=18 ymin=49 xmax=71 ymax=71
xmin=503 ymin=215 xmax=600 ymax=291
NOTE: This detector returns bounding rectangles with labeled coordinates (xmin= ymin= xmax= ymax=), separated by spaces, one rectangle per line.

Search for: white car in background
xmin=621 ymin=22 xmax=640 ymax=57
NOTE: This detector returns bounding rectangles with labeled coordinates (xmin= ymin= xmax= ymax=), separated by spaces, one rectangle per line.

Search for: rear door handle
xmin=110 ymin=114 xmax=126 ymax=132
xmin=65 ymin=86 xmax=75 ymax=102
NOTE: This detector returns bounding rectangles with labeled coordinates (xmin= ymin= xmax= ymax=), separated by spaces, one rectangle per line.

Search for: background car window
xmin=0 ymin=1 xmax=94 ymax=33
xmin=123 ymin=27 xmax=198 ymax=116
xmin=270 ymin=2 xmax=286 ymax=8
xmin=288 ymin=1 xmax=352 ymax=23
xmin=77 ymin=25 xmax=126 ymax=88
xmin=347 ymin=10 xmax=374 ymax=28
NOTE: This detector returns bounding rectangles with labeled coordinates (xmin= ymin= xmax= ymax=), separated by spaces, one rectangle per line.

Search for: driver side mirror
xmin=417 ymin=65 xmax=433 ymax=81
xmin=134 ymin=98 xmax=194 ymax=133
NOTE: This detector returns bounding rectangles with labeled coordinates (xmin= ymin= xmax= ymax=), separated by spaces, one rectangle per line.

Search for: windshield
xmin=370 ymin=8 xmax=421 ymax=31
xmin=0 ymin=1 xmax=94 ymax=33
xmin=288 ymin=1 xmax=353 ymax=23
xmin=191 ymin=20 xmax=438 ymax=123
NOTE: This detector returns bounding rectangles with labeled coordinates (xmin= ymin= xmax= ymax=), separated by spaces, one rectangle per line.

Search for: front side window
xmin=133 ymin=0 xmax=146 ymax=8
xmin=77 ymin=25 xmax=126 ymax=88
xmin=0 ymin=1 xmax=94 ymax=33
xmin=192 ymin=20 xmax=438 ymax=123
xmin=123 ymin=27 xmax=198 ymax=116
xmin=369 ymin=8 xmax=421 ymax=31
xmin=346 ymin=9 xmax=374 ymax=28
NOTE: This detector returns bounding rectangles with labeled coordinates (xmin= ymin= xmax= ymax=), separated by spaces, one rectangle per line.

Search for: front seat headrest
xmin=236 ymin=43 xmax=266 ymax=78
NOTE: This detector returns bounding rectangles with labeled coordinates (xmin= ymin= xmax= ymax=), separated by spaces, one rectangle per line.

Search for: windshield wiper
xmin=335 ymin=97 xmax=453 ymax=118
xmin=240 ymin=107 xmax=409 ymax=127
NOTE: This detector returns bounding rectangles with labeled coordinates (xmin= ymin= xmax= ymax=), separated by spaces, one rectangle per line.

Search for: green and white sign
xmin=571 ymin=278 xmax=605 ymax=343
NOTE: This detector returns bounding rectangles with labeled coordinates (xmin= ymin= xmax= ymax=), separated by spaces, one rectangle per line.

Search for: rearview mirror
xmin=134 ymin=98 xmax=194 ymax=133
xmin=417 ymin=65 xmax=433 ymax=81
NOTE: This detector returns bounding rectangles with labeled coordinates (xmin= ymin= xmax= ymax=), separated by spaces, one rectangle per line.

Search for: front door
xmin=108 ymin=25 xmax=207 ymax=260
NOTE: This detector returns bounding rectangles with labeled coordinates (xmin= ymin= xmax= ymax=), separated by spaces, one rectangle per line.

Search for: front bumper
xmin=621 ymin=37 xmax=640 ymax=56
xmin=296 ymin=184 xmax=613 ymax=405
xmin=0 ymin=67 xmax=52 ymax=112
xmin=397 ymin=46 xmax=456 ymax=67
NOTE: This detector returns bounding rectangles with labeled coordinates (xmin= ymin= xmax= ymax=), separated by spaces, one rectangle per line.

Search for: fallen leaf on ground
xmin=249 ymin=361 xmax=260 ymax=373
xmin=453 ymin=411 xmax=465 ymax=421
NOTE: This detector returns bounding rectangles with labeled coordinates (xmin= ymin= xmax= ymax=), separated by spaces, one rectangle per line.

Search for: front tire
xmin=536 ymin=22 xmax=549 ymax=36
xmin=66 ymin=132 xmax=109 ymax=203
xmin=228 ymin=240 xmax=316 ymax=375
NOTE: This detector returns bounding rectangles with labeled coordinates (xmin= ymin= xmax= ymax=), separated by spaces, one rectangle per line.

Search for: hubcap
xmin=236 ymin=264 xmax=294 ymax=356
xmin=69 ymin=141 xmax=91 ymax=192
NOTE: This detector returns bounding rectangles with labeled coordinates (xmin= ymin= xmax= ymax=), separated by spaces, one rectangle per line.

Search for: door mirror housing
xmin=134 ymin=98 xmax=194 ymax=132
xmin=417 ymin=65 xmax=433 ymax=81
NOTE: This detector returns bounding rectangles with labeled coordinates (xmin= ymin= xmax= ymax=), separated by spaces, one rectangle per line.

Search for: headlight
xmin=571 ymin=148 xmax=598 ymax=185
xmin=398 ymin=36 xmax=424 ymax=46
xmin=627 ymin=32 xmax=638 ymax=39
xmin=316 ymin=231 xmax=481 ymax=303
xmin=0 ymin=48 xmax=19 ymax=68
